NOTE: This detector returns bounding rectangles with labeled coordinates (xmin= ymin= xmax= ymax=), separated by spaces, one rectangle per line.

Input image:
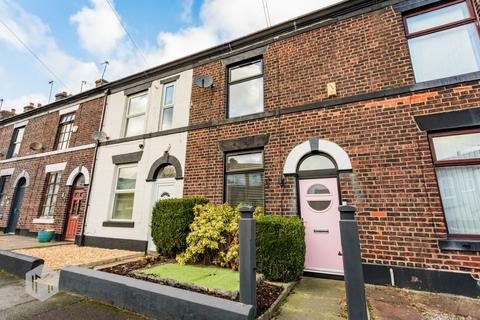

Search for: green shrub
xmin=256 ymin=216 xmax=305 ymax=282
xmin=151 ymin=197 xmax=208 ymax=258
xmin=177 ymin=203 xmax=263 ymax=270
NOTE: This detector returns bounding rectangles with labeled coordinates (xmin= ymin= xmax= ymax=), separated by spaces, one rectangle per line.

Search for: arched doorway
xmin=152 ymin=164 xmax=177 ymax=202
xmin=6 ymin=177 xmax=27 ymax=234
xmin=64 ymin=174 xmax=85 ymax=241
xmin=284 ymin=138 xmax=352 ymax=275
xmin=297 ymin=153 xmax=343 ymax=275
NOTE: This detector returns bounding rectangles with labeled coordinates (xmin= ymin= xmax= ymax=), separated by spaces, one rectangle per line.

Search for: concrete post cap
xmin=239 ymin=206 xmax=255 ymax=218
xmin=339 ymin=205 xmax=356 ymax=220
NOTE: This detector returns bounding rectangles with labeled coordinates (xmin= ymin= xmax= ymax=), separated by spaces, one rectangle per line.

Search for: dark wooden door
xmin=6 ymin=178 xmax=26 ymax=234
xmin=65 ymin=187 xmax=84 ymax=241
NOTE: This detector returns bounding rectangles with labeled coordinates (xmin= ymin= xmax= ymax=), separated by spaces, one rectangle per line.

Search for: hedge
xmin=256 ymin=216 xmax=305 ymax=282
xmin=151 ymin=197 xmax=208 ymax=258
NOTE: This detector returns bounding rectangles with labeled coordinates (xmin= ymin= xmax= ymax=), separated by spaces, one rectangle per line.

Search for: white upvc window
xmin=124 ymin=92 xmax=148 ymax=137
xmin=111 ymin=165 xmax=137 ymax=220
xmin=161 ymin=83 xmax=175 ymax=130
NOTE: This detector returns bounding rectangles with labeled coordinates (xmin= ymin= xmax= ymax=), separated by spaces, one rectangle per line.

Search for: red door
xmin=65 ymin=187 xmax=84 ymax=241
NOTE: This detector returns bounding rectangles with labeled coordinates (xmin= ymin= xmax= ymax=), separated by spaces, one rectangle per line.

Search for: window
xmin=161 ymin=83 xmax=175 ymax=130
xmin=429 ymin=129 xmax=480 ymax=237
xmin=42 ymin=172 xmax=62 ymax=217
xmin=404 ymin=0 xmax=480 ymax=82
xmin=124 ymin=92 xmax=148 ymax=137
xmin=0 ymin=176 xmax=10 ymax=218
xmin=112 ymin=166 xmax=137 ymax=220
xmin=225 ymin=151 xmax=264 ymax=207
xmin=228 ymin=59 xmax=264 ymax=118
xmin=157 ymin=164 xmax=176 ymax=179
xmin=7 ymin=126 xmax=25 ymax=159
xmin=55 ymin=113 xmax=75 ymax=150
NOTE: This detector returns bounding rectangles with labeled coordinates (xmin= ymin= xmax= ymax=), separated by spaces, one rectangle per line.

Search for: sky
xmin=0 ymin=0 xmax=343 ymax=112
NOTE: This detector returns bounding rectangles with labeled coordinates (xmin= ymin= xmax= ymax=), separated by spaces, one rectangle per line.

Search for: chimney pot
xmin=55 ymin=91 xmax=68 ymax=101
xmin=95 ymin=79 xmax=109 ymax=87
xmin=23 ymin=104 xmax=35 ymax=113
xmin=11 ymin=108 xmax=16 ymax=114
xmin=37 ymin=103 xmax=42 ymax=108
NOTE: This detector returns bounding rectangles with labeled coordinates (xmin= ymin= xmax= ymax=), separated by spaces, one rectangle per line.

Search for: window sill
xmin=438 ymin=239 xmax=480 ymax=252
xmin=33 ymin=218 xmax=55 ymax=224
xmin=102 ymin=221 xmax=135 ymax=228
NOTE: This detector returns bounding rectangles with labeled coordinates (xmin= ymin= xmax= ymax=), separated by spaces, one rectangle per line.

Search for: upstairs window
xmin=405 ymin=0 xmax=480 ymax=82
xmin=161 ymin=83 xmax=175 ymax=130
xmin=42 ymin=172 xmax=62 ymax=217
xmin=228 ymin=59 xmax=264 ymax=118
xmin=225 ymin=151 xmax=264 ymax=208
xmin=125 ymin=92 xmax=148 ymax=137
xmin=7 ymin=126 xmax=25 ymax=159
xmin=429 ymin=129 xmax=480 ymax=237
xmin=55 ymin=113 xmax=75 ymax=150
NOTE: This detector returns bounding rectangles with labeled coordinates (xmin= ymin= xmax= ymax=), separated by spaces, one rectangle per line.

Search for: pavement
xmin=274 ymin=277 xmax=480 ymax=320
xmin=274 ymin=277 xmax=346 ymax=320
xmin=0 ymin=271 xmax=149 ymax=320
xmin=0 ymin=234 xmax=70 ymax=251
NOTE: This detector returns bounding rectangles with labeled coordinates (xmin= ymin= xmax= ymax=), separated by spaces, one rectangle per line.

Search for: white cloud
xmin=70 ymin=0 xmax=125 ymax=58
xmin=144 ymin=0 xmax=345 ymax=66
xmin=2 ymin=94 xmax=48 ymax=112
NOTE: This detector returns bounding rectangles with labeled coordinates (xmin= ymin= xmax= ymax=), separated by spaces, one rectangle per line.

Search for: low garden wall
xmin=0 ymin=250 xmax=44 ymax=277
xmin=59 ymin=265 xmax=255 ymax=320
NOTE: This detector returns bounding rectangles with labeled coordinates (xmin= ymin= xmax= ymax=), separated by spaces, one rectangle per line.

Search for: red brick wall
xmin=184 ymin=2 xmax=480 ymax=278
xmin=0 ymin=96 xmax=104 ymax=238
xmin=189 ymin=6 xmax=414 ymax=126
xmin=185 ymin=83 xmax=480 ymax=278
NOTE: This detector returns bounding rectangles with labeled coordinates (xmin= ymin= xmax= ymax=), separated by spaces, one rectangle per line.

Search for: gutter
xmin=76 ymin=89 xmax=110 ymax=246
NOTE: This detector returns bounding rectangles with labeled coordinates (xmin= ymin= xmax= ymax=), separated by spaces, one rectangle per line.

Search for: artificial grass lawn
xmin=140 ymin=263 xmax=239 ymax=292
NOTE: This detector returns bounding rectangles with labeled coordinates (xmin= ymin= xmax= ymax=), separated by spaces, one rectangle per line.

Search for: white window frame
xmin=124 ymin=91 xmax=148 ymax=138
xmin=41 ymin=172 xmax=62 ymax=218
xmin=110 ymin=164 xmax=137 ymax=221
xmin=160 ymin=83 xmax=175 ymax=130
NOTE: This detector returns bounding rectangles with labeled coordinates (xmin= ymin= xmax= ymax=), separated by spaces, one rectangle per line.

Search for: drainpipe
xmin=76 ymin=89 xmax=110 ymax=246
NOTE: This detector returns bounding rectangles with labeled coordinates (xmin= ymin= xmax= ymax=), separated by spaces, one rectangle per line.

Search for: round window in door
xmin=306 ymin=183 xmax=333 ymax=212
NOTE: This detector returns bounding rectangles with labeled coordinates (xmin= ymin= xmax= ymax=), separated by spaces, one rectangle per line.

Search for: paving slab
xmin=0 ymin=235 xmax=70 ymax=251
xmin=274 ymin=277 xmax=346 ymax=320
xmin=0 ymin=271 xmax=149 ymax=320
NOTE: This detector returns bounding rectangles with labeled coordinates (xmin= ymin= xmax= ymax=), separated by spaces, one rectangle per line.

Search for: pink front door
xmin=300 ymin=178 xmax=343 ymax=274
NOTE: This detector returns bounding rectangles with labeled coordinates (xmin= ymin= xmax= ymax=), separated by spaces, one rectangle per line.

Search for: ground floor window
xmin=112 ymin=165 xmax=137 ymax=220
xmin=0 ymin=175 xmax=10 ymax=218
xmin=429 ymin=129 xmax=480 ymax=236
xmin=225 ymin=151 xmax=264 ymax=208
xmin=42 ymin=172 xmax=62 ymax=217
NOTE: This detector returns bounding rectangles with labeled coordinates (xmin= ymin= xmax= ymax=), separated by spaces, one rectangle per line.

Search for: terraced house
xmin=0 ymin=91 xmax=105 ymax=241
xmin=1 ymin=0 xmax=480 ymax=298
xmin=180 ymin=0 xmax=480 ymax=296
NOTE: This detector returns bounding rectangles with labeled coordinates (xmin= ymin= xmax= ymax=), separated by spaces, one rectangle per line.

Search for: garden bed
xmin=100 ymin=257 xmax=284 ymax=317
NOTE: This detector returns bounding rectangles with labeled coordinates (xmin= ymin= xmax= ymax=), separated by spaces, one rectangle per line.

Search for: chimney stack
xmin=95 ymin=79 xmax=109 ymax=87
xmin=23 ymin=102 xmax=35 ymax=113
xmin=55 ymin=91 xmax=68 ymax=101
xmin=0 ymin=109 xmax=15 ymax=120
xmin=11 ymin=108 xmax=16 ymax=115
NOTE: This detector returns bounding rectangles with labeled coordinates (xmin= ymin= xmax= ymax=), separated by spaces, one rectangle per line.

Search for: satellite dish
xmin=194 ymin=75 xmax=213 ymax=88
xmin=29 ymin=142 xmax=43 ymax=151
xmin=91 ymin=131 xmax=108 ymax=142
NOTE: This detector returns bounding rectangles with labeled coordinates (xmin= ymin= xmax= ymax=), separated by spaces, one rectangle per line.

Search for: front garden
xmin=101 ymin=197 xmax=306 ymax=317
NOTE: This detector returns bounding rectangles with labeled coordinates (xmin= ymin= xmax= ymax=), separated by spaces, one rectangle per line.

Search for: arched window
xmin=157 ymin=164 xmax=176 ymax=179
xmin=298 ymin=154 xmax=336 ymax=173
xmin=74 ymin=174 xmax=85 ymax=187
